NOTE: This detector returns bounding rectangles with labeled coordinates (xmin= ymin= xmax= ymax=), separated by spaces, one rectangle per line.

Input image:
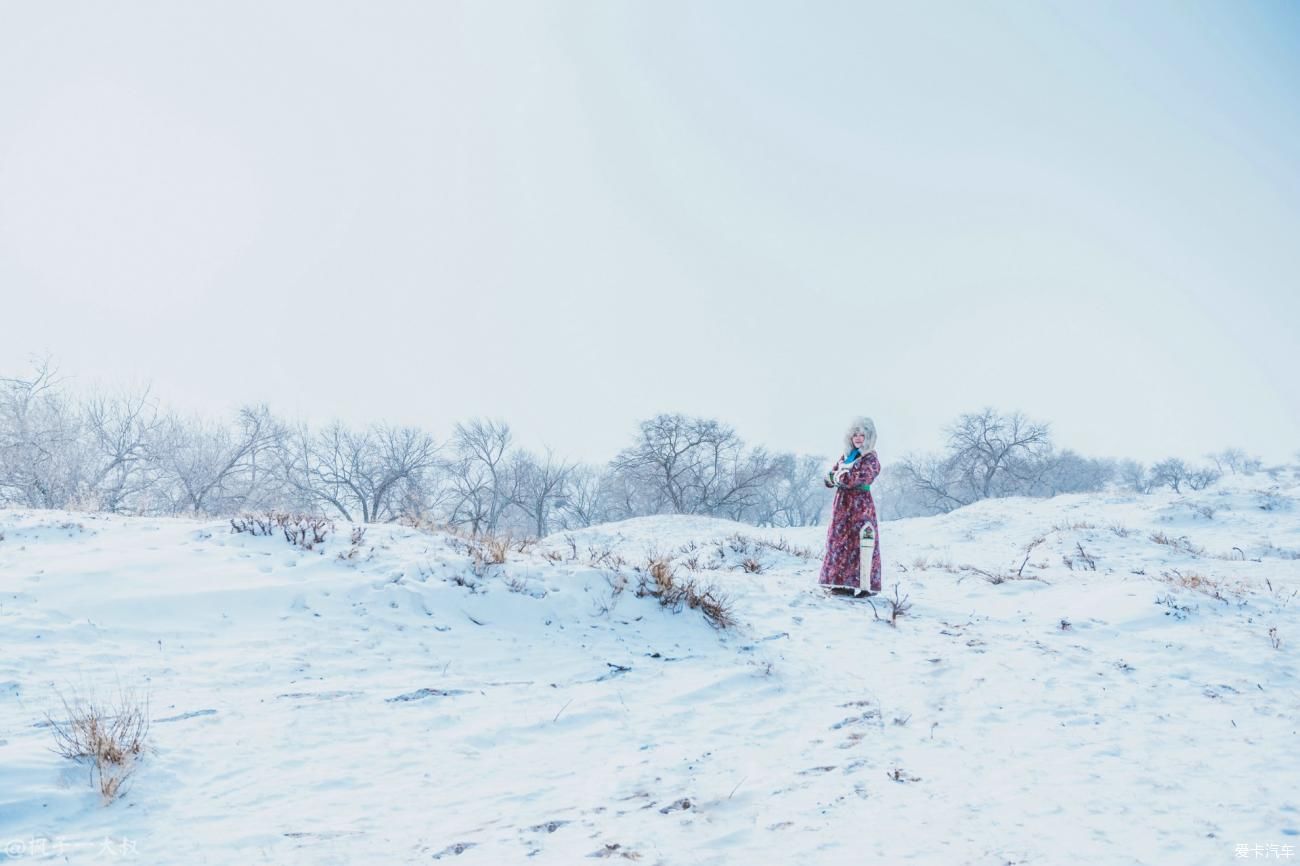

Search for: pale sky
xmin=2 ymin=1 xmax=1298 ymax=466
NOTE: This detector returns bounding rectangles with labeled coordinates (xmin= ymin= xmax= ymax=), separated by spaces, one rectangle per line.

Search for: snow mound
xmin=1 ymin=477 xmax=1298 ymax=864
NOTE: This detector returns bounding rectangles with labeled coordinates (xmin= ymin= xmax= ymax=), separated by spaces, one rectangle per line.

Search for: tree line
xmin=0 ymin=361 xmax=1271 ymax=534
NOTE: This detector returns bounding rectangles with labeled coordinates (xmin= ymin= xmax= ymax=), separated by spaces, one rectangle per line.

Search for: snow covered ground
xmin=2 ymin=471 xmax=1298 ymax=865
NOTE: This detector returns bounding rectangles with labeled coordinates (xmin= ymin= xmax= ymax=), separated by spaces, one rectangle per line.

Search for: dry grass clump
xmin=1149 ymin=531 xmax=1205 ymax=557
xmin=1156 ymin=568 xmax=1249 ymax=601
xmin=480 ymin=533 xmax=511 ymax=565
xmin=1051 ymin=521 xmax=1097 ymax=532
xmin=45 ymin=687 xmax=150 ymax=803
xmin=911 ymin=557 xmax=958 ymax=573
xmin=635 ymin=555 xmax=734 ymax=629
xmin=726 ymin=533 xmax=815 ymax=560
xmin=444 ymin=529 xmax=539 ymax=578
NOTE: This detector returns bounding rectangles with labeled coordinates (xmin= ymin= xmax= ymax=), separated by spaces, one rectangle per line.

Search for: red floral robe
xmin=818 ymin=450 xmax=882 ymax=592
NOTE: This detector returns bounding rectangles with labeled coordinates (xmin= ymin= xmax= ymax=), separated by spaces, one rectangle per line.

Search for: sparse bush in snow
xmin=867 ymin=584 xmax=912 ymax=626
xmin=231 ymin=510 xmax=333 ymax=551
xmin=45 ymin=687 xmax=151 ymax=804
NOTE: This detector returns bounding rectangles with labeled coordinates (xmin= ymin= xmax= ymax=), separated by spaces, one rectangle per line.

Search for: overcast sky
xmin=2 ymin=1 xmax=1297 ymax=466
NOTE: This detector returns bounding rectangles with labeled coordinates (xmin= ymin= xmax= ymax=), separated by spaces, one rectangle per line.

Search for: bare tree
xmin=152 ymin=405 xmax=282 ymax=515
xmin=1185 ymin=465 xmax=1222 ymax=491
xmin=1208 ymin=448 xmax=1262 ymax=476
xmin=0 ymin=359 xmax=87 ymax=508
xmin=896 ymin=409 xmax=1054 ymax=513
xmin=1148 ymin=458 xmax=1190 ymax=493
xmin=947 ymin=408 xmax=1052 ymax=500
xmin=1117 ymin=459 xmax=1153 ymax=494
xmin=1030 ymin=450 xmax=1115 ymax=497
xmin=750 ymin=452 xmax=831 ymax=527
xmin=555 ymin=464 xmax=616 ymax=529
xmin=895 ymin=452 xmax=969 ymax=515
xmin=512 ymin=448 xmax=573 ymax=537
xmin=610 ymin=414 xmax=775 ymax=517
xmin=282 ymin=421 xmax=440 ymax=523
xmin=82 ymin=388 xmax=161 ymax=513
xmin=445 ymin=418 xmax=517 ymax=535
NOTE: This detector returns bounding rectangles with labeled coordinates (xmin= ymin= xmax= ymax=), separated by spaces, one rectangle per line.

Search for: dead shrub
xmin=635 ymin=555 xmax=734 ymax=629
xmin=739 ymin=557 xmax=763 ymax=574
xmin=338 ymin=526 xmax=369 ymax=562
xmin=867 ymin=584 xmax=912 ymax=627
xmin=957 ymin=564 xmax=1047 ymax=586
xmin=1014 ymin=537 xmax=1046 ymax=578
xmin=588 ymin=544 xmax=626 ymax=569
xmin=726 ymin=533 xmax=755 ymax=555
xmin=231 ymin=511 xmax=333 ymax=552
xmin=593 ymin=569 xmax=631 ymax=615
xmin=45 ymin=687 xmax=150 ymax=804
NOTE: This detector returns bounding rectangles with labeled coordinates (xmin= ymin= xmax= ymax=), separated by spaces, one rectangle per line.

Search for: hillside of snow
xmin=1 ymin=471 xmax=1298 ymax=865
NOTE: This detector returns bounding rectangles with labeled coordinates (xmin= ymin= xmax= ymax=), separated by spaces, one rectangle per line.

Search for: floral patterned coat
xmin=818 ymin=450 xmax=882 ymax=592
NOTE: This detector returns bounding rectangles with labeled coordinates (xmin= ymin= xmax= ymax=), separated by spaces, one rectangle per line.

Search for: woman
xmin=819 ymin=417 xmax=882 ymax=596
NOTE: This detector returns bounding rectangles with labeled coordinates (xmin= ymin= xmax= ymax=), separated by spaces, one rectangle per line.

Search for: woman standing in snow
xmin=819 ymin=417 xmax=882 ymax=596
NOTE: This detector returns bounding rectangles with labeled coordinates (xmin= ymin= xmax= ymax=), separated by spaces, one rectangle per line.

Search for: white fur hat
xmin=843 ymin=417 xmax=877 ymax=455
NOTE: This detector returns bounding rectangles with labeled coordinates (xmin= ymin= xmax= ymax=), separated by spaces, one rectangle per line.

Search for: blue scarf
xmin=841 ymin=447 xmax=863 ymax=467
